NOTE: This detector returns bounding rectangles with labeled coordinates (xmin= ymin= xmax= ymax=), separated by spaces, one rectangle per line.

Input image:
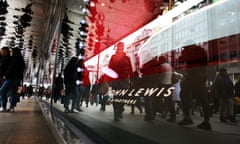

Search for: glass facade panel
xmin=51 ymin=0 xmax=240 ymax=143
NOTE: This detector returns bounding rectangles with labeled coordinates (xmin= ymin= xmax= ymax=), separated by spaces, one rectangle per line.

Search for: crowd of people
xmin=1 ymin=42 xmax=239 ymax=132
xmin=51 ymin=42 xmax=240 ymax=131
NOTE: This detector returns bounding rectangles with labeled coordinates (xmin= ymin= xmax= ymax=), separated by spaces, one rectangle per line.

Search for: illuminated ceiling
xmin=60 ymin=0 xmax=169 ymax=61
xmin=0 ymin=0 xmax=50 ymax=61
xmin=0 ymin=0 xmax=169 ymax=80
xmin=83 ymin=0 xmax=168 ymax=58
xmin=55 ymin=0 xmax=169 ymax=73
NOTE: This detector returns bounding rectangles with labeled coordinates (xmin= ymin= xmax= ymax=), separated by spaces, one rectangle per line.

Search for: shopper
xmin=214 ymin=68 xmax=236 ymax=122
xmin=167 ymin=71 xmax=183 ymax=122
xmin=130 ymin=54 xmax=143 ymax=115
xmin=108 ymin=42 xmax=133 ymax=121
xmin=157 ymin=55 xmax=174 ymax=119
xmin=63 ymin=57 xmax=79 ymax=112
xmin=178 ymin=44 xmax=211 ymax=130
xmin=53 ymin=73 xmax=64 ymax=103
xmin=0 ymin=47 xmax=10 ymax=110
xmin=140 ymin=56 xmax=160 ymax=121
xmin=98 ymin=74 xmax=110 ymax=111
xmin=0 ymin=48 xmax=25 ymax=112
xmin=79 ymin=67 xmax=91 ymax=108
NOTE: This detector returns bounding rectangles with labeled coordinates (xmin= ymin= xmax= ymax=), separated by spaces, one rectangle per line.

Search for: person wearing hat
xmin=178 ymin=44 xmax=212 ymax=130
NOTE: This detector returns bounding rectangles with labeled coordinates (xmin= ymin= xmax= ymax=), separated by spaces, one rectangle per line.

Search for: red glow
xmin=101 ymin=66 xmax=118 ymax=78
xmin=86 ymin=0 xmax=163 ymax=59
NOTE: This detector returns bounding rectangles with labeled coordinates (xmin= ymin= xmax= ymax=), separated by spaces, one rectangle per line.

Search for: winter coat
xmin=108 ymin=52 xmax=133 ymax=89
xmin=5 ymin=56 xmax=25 ymax=80
xmin=214 ymin=74 xmax=234 ymax=99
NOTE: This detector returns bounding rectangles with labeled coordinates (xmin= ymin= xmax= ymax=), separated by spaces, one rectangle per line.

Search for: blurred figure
xmin=178 ymin=44 xmax=211 ymax=130
xmin=21 ymin=84 xmax=27 ymax=99
xmin=0 ymin=48 xmax=25 ymax=112
xmin=167 ymin=72 xmax=183 ymax=122
xmin=53 ymin=73 xmax=64 ymax=103
xmin=97 ymin=74 xmax=110 ymax=111
xmin=90 ymin=80 xmax=100 ymax=106
xmin=38 ymin=85 xmax=45 ymax=99
xmin=45 ymin=86 xmax=51 ymax=101
xmin=80 ymin=66 xmax=91 ymax=108
xmin=140 ymin=56 xmax=159 ymax=121
xmin=108 ymin=42 xmax=133 ymax=121
xmin=75 ymin=68 xmax=88 ymax=112
xmin=130 ymin=54 xmax=143 ymax=115
xmin=214 ymin=68 xmax=236 ymax=122
xmin=63 ymin=57 xmax=79 ymax=112
xmin=0 ymin=47 xmax=10 ymax=84
xmin=156 ymin=55 xmax=174 ymax=119
xmin=27 ymin=84 xmax=33 ymax=98
xmin=0 ymin=47 xmax=10 ymax=110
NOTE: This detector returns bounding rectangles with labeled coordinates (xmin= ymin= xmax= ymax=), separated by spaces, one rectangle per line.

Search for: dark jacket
xmin=63 ymin=57 xmax=79 ymax=95
xmin=64 ymin=57 xmax=78 ymax=86
xmin=0 ymin=55 xmax=10 ymax=77
xmin=108 ymin=52 xmax=133 ymax=89
xmin=179 ymin=45 xmax=208 ymax=89
xmin=5 ymin=55 xmax=25 ymax=80
xmin=214 ymin=74 xmax=234 ymax=99
xmin=108 ymin=52 xmax=133 ymax=80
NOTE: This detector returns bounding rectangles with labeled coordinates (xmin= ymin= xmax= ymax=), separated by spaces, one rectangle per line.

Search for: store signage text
xmin=110 ymin=86 xmax=175 ymax=104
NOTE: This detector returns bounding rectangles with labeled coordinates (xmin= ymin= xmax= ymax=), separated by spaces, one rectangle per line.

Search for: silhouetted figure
xmin=53 ymin=73 xmax=64 ymax=103
xmin=108 ymin=42 xmax=133 ymax=121
xmin=130 ymin=71 xmax=143 ymax=115
xmin=38 ymin=86 xmax=45 ymax=99
xmin=0 ymin=48 xmax=25 ymax=112
xmin=21 ymin=84 xmax=27 ymax=99
xmin=0 ymin=47 xmax=10 ymax=109
xmin=90 ymin=80 xmax=100 ymax=106
xmin=0 ymin=47 xmax=10 ymax=85
xmin=130 ymin=54 xmax=143 ymax=115
xmin=27 ymin=84 xmax=33 ymax=97
xmin=214 ymin=68 xmax=236 ymax=122
xmin=63 ymin=57 xmax=79 ymax=112
xmin=178 ymin=44 xmax=211 ymax=130
xmin=140 ymin=56 xmax=160 ymax=121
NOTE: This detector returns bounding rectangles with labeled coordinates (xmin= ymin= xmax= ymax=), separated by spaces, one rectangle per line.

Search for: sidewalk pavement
xmin=52 ymin=100 xmax=240 ymax=144
xmin=0 ymin=97 xmax=59 ymax=144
